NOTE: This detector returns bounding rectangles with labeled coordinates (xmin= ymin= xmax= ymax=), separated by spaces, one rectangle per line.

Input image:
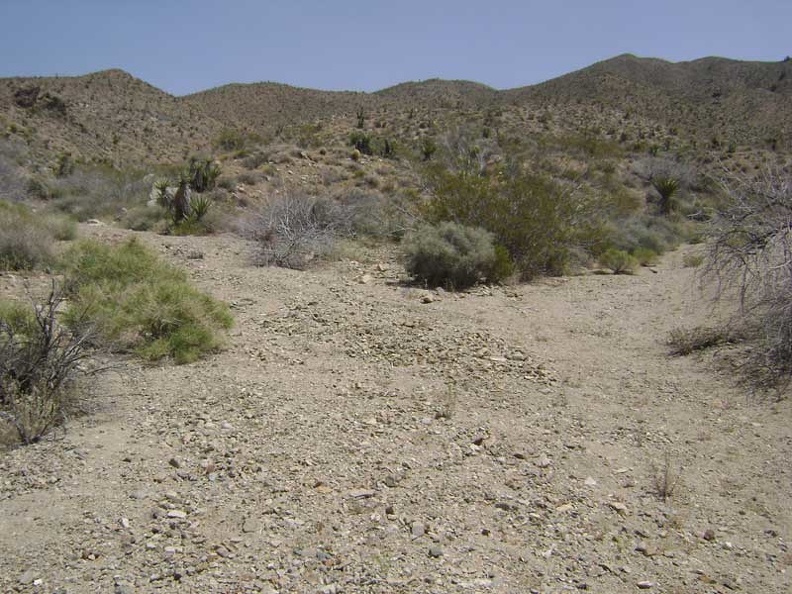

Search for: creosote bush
xmin=60 ymin=239 xmax=233 ymax=364
xmin=423 ymin=165 xmax=605 ymax=279
xmin=402 ymin=222 xmax=512 ymax=290
xmin=600 ymin=248 xmax=639 ymax=275
xmin=0 ymin=287 xmax=94 ymax=444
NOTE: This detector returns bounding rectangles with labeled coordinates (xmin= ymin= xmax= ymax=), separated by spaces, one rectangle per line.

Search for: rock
xmin=19 ymin=569 xmax=37 ymax=585
xmin=536 ymin=455 xmax=552 ymax=468
xmin=428 ymin=546 xmax=444 ymax=558
xmin=584 ymin=477 xmax=597 ymax=487
xmin=609 ymin=501 xmax=628 ymax=514
xmin=358 ymin=274 xmax=373 ymax=284
xmin=422 ymin=294 xmax=438 ymax=304
xmin=347 ymin=489 xmax=376 ymax=499
xmin=411 ymin=522 xmax=426 ymax=538
xmin=242 ymin=518 xmax=260 ymax=534
xmin=637 ymin=581 xmax=655 ymax=589
xmin=167 ymin=510 xmax=188 ymax=519
xmin=168 ymin=457 xmax=181 ymax=468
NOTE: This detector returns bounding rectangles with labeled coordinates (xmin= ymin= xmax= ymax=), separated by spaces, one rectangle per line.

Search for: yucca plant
xmin=651 ymin=176 xmax=680 ymax=215
xmin=186 ymin=157 xmax=221 ymax=193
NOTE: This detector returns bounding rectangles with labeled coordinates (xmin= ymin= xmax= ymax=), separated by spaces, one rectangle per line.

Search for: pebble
xmin=411 ymin=522 xmax=426 ymax=538
xmin=637 ymin=581 xmax=655 ymax=589
xmin=428 ymin=546 xmax=444 ymax=558
xmin=18 ymin=569 xmax=37 ymax=585
xmin=167 ymin=510 xmax=188 ymax=519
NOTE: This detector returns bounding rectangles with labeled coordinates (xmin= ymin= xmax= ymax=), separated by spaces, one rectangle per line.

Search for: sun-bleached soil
xmin=1 ymin=226 xmax=790 ymax=594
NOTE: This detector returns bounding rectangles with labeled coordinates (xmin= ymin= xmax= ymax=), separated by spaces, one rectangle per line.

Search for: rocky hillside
xmin=0 ymin=69 xmax=223 ymax=166
xmin=1 ymin=54 xmax=790 ymax=171
xmin=506 ymin=54 xmax=792 ymax=150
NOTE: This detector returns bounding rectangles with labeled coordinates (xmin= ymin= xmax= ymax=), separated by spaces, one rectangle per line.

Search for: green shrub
xmin=349 ymin=131 xmax=373 ymax=156
xmin=214 ymin=128 xmax=247 ymax=152
xmin=424 ymin=166 xmax=604 ymax=279
xmin=60 ymin=239 xmax=233 ymax=364
xmin=600 ymin=248 xmax=639 ymax=274
xmin=0 ymin=288 xmax=94 ymax=444
xmin=632 ymin=247 xmax=659 ymax=266
xmin=402 ymin=222 xmax=511 ymax=290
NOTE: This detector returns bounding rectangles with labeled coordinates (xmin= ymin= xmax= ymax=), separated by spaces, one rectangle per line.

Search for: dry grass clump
xmin=667 ymin=325 xmax=740 ymax=356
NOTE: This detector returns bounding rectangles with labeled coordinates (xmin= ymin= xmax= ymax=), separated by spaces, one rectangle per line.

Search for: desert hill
xmin=0 ymin=69 xmax=224 ymax=166
xmin=506 ymin=54 xmax=792 ymax=150
xmin=1 ymin=54 xmax=790 ymax=172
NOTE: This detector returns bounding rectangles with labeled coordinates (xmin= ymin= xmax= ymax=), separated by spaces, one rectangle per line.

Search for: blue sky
xmin=1 ymin=0 xmax=790 ymax=96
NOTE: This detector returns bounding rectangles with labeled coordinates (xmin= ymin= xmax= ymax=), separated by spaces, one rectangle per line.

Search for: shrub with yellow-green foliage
xmin=600 ymin=248 xmax=639 ymax=274
xmin=423 ymin=165 xmax=607 ymax=279
xmin=60 ymin=239 xmax=232 ymax=364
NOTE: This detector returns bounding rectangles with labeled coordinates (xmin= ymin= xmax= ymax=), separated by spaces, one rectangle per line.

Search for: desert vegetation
xmin=1 ymin=55 xmax=791 ymax=594
xmin=699 ymin=166 xmax=792 ymax=384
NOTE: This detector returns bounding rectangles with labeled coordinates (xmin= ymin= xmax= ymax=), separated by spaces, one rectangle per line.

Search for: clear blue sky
xmin=1 ymin=0 xmax=789 ymax=96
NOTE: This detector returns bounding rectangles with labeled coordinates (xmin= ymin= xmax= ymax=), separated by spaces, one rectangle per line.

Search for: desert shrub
xmin=244 ymin=193 xmax=351 ymax=269
xmin=349 ymin=131 xmax=373 ymax=156
xmin=608 ymin=214 xmax=688 ymax=255
xmin=703 ymin=167 xmax=792 ymax=383
xmin=45 ymin=166 xmax=151 ymax=221
xmin=632 ymin=247 xmax=659 ymax=266
xmin=424 ymin=165 xmax=605 ymax=279
xmin=0 ymin=201 xmax=56 ymax=270
xmin=0 ymin=287 xmax=94 ymax=443
xmin=600 ymin=248 xmax=639 ymax=274
xmin=0 ymin=143 xmax=27 ymax=201
xmin=634 ymin=157 xmax=696 ymax=216
xmin=402 ymin=222 xmax=512 ymax=290
xmin=667 ymin=325 xmax=739 ymax=356
xmin=214 ymin=128 xmax=247 ymax=152
xmin=336 ymin=189 xmax=417 ymax=241
xmin=682 ymin=252 xmax=704 ymax=268
xmin=60 ymin=239 xmax=233 ymax=364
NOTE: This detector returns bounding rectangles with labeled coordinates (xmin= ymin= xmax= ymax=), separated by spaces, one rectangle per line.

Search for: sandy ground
xmin=1 ymin=226 xmax=790 ymax=594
